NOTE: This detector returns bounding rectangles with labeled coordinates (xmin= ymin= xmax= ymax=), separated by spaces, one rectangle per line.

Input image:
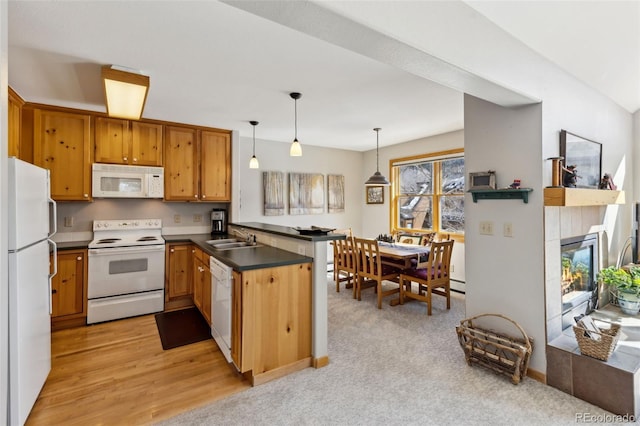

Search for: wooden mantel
xmin=544 ymin=187 xmax=625 ymax=207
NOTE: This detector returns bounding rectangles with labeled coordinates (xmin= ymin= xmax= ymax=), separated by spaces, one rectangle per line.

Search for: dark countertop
xmin=164 ymin=233 xmax=313 ymax=272
xmin=229 ymin=222 xmax=346 ymax=242
xmin=56 ymin=234 xmax=312 ymax=272
xmin=56 ymin=240 xmax=91 ymax=250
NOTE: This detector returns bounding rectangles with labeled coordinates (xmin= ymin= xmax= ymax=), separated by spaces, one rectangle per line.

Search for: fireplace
xmin=560 ymin=233 xmax=599 ymax=329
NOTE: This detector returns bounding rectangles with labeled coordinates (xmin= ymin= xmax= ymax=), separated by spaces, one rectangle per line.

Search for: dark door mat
xmin=155 ymin=307 xmax=212 ymax=350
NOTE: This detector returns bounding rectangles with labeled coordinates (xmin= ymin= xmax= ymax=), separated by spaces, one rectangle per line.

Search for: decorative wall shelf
xmin=469 ymin=188 xmax=533 ymax=203
xmin=543 ymin=187 xmax=625 ymax=207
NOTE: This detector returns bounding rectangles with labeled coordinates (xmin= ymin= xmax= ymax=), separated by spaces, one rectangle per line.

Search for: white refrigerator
xmin=7 ymin=158 xmax=57 ymax=425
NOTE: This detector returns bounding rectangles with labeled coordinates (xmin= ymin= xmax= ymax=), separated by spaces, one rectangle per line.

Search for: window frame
xmin=389 ymin=148 xmax=465 ymax=243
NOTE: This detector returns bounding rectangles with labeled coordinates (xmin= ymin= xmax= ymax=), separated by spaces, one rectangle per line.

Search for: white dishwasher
xmin=210 ymin=255 xmax=233 ymax=363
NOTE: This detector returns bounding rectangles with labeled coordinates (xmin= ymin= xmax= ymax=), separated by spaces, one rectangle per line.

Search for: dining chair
xmin=332 ymin=228 xmax=353 ymax=285
xmin=353 ymin=237 xmax=402 ymax=309
xmin=333 ymin=234 xmax=357 ymax=294
xmin=399 ymin=240 xmax=454 ymax=315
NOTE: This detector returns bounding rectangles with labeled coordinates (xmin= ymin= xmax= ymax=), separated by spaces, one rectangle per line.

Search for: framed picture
xmin=560 ymin=130 xmax=602 ymax=189
xmin=366 ymin=186 xmax=384 ymax=204
xmin=469 ymin=171 xmax=496 ymax=190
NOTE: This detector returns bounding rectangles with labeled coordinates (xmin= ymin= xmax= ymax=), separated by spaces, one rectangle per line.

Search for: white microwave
xmin=92 ymin=163 xmax=164 ymax=199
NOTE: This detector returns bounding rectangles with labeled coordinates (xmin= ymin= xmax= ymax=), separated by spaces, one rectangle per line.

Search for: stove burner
xmin=97 ymin=238 xmax=122 ymax=244
xmin=137 ymin=236 xmax=159 ymax=242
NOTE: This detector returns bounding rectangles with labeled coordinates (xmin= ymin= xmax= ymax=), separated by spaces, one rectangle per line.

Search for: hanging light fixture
xmin=289 ymin=92 xmax=302 ymax=156
xmin=102 ymin=65 xmax=150 ymax=120
xmin=249 ymin=120 xmax=260 ymax=169
xmin=364 ymin=128 xmax=391 ymax=186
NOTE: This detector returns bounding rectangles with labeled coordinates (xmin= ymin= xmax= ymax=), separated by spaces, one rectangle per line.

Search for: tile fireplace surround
xmin=545 ymin=205 xmax=640 ymax=418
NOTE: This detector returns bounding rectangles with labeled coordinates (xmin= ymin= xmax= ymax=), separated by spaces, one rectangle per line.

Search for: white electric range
xmin=87 ymin=219 xmax=165 ymax=324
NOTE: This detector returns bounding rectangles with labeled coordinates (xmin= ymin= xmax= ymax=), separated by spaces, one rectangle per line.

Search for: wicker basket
xmin=456 ymin=313 xmax=533 ymax=385
xmin=573 ymin=323 xmax=620 ymax=361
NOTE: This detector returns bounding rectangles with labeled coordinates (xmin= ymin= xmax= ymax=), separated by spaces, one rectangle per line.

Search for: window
xmin=391 ymin=149 xmax=464 ymax=237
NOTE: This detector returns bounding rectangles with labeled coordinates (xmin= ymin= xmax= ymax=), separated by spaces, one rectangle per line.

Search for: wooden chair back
xmin=353 ymin=237 xmax=380 ymax=280
xmin=333 ymin=231 xmax=356 ymax=293
xmin=415 ymin=240 xmax=454 ymax=279
xmin=353 ymin=237 xmax=401 ymax=308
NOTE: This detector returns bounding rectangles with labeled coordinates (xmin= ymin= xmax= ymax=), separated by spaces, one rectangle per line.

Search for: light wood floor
xmin=26 ymin=314 xmax=250 ymax=425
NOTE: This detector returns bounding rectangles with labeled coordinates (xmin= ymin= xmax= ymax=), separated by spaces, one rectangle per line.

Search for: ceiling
xmin=7 ymin=1 xmax=639 ymax=152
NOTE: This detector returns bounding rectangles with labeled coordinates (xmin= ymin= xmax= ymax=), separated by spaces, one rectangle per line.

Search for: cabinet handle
xmin=170 ymin=249 xmax=175 ymax=253
xmin=52 ymin=289 xmax=57 ymax=294
xmin=194 ymin=195 xmax=198 ymax=199
xmin=76 ymin=256 xmax=82 ymax=261
xmin=202 ymin=195 xmax=206 ymax=199
xmin=133 ymin=158 xmax=137 ymax=162
xmin=83 ymin=194 xmax=89 ymax=198
xmin=123 ymin=156 xmax=128 ymax=161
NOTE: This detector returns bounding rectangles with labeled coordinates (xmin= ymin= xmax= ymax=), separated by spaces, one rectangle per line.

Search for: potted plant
xmin=597 ymin=265 xmax=640 ymax=315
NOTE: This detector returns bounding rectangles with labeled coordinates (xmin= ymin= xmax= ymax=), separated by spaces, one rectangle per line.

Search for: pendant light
xmin=365 ymin=128 xmax=391 ymax=186
xmin=289 ymin=92 xmax=302 ymax=156
xmin=249 ymin=120 xmax=259 ymax=169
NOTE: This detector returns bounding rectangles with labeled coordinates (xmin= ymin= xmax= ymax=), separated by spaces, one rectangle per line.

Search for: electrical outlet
xmin=193 ymin=214 xmax=202 ymax=223
xmin=64 ymin=216 xmax=74 ymax=227
xmin=504 ymin=222 xmax=513 ymax=237
xmin=479 ymin=221 xmax=494 ymax=235
xmin=174 ymin=214 xmax=181 ymax=224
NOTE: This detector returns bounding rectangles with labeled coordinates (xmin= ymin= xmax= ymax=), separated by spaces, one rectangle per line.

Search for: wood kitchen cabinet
xmin=95 ymin=117 xmax=163 ymax=166
xmin=164 ymin=125 xmax=231 ymax=202
xmin=232 ymin=263 xmax=312 ymax=385
xmin=165 ymin=243 xmax=194 ymax=311
xmin=8 ymin=87 xmax=24 ymax=158
xmin=51 ymin=249 xmax=88 ymax=331
xmin=192 ymin=246 xmax=211 ymax=325
xmin=33 ymin=109 xmax=92 ymax=201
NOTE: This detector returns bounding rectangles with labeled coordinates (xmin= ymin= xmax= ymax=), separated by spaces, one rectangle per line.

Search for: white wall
xmin=232 ymin=133 xmax=363 ymax=234
xmin=464 ymin=95 xmax=545 ymax=370
xmin=1 ymin=1 xmax=8 ymax=421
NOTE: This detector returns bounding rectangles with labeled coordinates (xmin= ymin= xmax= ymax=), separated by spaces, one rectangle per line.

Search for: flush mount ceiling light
xmin=289 ymin=92 xmax=302 ymax=157
xmin=364 ymin=128 xmax=391 ymax=186
xmin=102 ymin=65 xmax=150 ymax=120
xmin=249 ymin=120 xmax=260 ymax=169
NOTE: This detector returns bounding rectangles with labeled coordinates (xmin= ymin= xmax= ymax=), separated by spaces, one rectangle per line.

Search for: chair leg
xmin=352 ymin=275 xmax=358 ymax=299
xmin=446 ymin=282 xmax=451 ymax=310
xmin=377 ymin=280 xmax=383 ymax=309
xmin=427 ymin=285 xmax=432 ymax=316
xmin=399 ymin=276 xmax=404 ymax=305
xmin=336 ymin=271 xmax=340 ymax=293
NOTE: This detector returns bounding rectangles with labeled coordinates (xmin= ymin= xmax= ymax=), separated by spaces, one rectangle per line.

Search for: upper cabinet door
xmin=200 ymin=130 xmax=231 ymax=202
xmin=164 ymin=126 xmax=199 ymax=201
xmin=33 ymin=109 xmax=92 ymax=201
xmin=95 ymin=117 xmax=130 ymax=165
xmin=8 ymin=89 xmax=23 ymax=158
xmin=131 ymin=122 xmax=163 ymax=166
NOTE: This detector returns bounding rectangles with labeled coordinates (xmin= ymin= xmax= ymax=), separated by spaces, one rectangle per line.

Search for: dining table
xmin=377 ymin=241 xmax=430 ymax=269
xmin=377 ymin=241 xmax=431 ymax=306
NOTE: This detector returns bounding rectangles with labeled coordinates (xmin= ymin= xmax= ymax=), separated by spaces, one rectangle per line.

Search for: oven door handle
xmin=89 ymin=245 xmax=166 ymax=256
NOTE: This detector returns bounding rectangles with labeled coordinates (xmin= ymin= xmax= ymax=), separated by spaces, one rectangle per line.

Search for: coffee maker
xmin=210 ymin=209 xmax=227 ymax=235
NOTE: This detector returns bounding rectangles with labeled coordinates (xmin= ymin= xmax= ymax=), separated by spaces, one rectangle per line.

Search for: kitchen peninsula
xmin=227 ymin=222 xmax=346 ymax=369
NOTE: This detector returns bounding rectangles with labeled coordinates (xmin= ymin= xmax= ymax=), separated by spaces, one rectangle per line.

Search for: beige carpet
xmin=160 ymin=277 xmax=615 ymax=425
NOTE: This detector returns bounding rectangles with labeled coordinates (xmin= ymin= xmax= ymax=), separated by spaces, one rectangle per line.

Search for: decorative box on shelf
xmin=468 ymin=188 xmax=533 ymax=204
xmin=543 ymin=187 xmax=625 ymax=207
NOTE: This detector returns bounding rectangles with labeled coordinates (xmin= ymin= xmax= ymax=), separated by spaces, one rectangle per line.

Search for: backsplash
xmin=53 ymin=199 xmax=227 ymax=240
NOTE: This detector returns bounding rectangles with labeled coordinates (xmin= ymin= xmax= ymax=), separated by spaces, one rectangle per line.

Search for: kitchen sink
xmin=205 ymin=239 xmax=261 ymax=250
